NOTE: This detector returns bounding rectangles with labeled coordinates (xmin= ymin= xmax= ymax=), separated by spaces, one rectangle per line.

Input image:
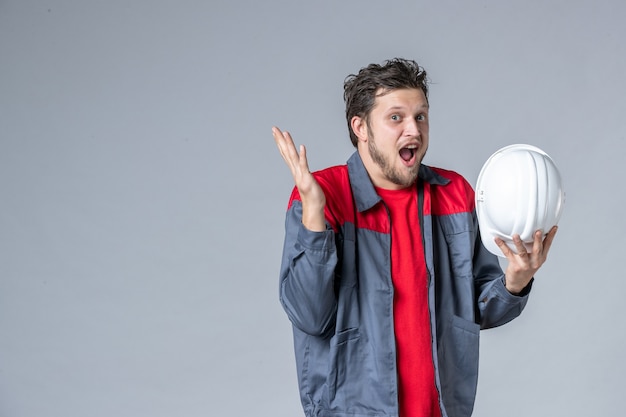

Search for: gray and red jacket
xmin=279 ymin=151 xmax=531 ymax=417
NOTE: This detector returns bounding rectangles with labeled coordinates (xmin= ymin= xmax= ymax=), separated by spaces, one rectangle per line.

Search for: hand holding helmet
xmin=476 ymin=144 xmax=564 ymax=293
xmin=476 ymin=144 xmax=565 ymax=257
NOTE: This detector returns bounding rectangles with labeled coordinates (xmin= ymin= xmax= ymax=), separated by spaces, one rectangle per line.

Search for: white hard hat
xmin=475 ymin=144 xmax=565 ymax=257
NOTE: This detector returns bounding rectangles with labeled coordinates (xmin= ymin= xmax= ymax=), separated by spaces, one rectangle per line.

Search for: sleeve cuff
xmin=502 ymin=276 xmax=534 ymax=297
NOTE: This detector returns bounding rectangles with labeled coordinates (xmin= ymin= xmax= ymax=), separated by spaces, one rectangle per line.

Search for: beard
xmin=368 ymin=133 xmax=421 ymax=188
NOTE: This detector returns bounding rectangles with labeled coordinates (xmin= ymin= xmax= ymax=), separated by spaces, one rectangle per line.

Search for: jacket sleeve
xmin=279 ymin=199 xmax=338 ymax=336
xmin=472 ymin=222 xmax=533 ymax=330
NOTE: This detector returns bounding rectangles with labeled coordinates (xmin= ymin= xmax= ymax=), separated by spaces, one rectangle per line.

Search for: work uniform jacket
xmin=279 ymin=152 xmax=531 ymax=417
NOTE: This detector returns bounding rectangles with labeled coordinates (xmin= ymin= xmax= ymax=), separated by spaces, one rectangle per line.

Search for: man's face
xmin=355 ymin=88 xmax=429 ymax=189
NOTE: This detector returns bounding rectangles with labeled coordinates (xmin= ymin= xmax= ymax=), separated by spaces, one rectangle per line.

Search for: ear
xmin=350 ymin=116 xmax=368 ymax=143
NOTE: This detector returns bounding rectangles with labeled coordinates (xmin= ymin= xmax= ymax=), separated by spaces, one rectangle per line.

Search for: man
xmin=273 ymin=58 xmax=557 ymax=417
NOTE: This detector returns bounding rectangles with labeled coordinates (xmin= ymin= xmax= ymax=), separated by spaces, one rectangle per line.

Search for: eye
xmin=391 ymin=114 xmax=401 ymax=121
xmin=416 ymin=114 xmax=426 ymax=122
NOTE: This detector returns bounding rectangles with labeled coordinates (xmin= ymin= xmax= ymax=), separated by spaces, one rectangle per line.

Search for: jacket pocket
xmin=336 ymin=222 xmax=357 ymax=288
xmin=439 ymin=315 xmax=480 ymax=417
xmin=327 ymin=327 xmax=361 ymax=403
xmin=439 ymin=212 xmax=476 ymax=279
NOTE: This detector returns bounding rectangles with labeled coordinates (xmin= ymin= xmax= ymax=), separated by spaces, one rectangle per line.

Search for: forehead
xmin=373 ymin=88 xmax=428 ymax=111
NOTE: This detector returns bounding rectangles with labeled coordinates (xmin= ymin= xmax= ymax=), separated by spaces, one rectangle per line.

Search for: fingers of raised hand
xmin=271 ymin=126 xmax=321 ymax=199
xmin=273 ymin=126 xmax=306 ymax=174
xmin=272 ymin=126 xmax=296 ymax=161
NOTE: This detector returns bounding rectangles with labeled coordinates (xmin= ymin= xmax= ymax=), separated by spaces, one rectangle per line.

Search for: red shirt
xmin=376 ymin=186 xmax=441 ymax=417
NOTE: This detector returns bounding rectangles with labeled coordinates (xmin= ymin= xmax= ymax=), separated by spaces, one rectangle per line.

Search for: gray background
xmin=1 ymin=0 xmax=624 ymax=416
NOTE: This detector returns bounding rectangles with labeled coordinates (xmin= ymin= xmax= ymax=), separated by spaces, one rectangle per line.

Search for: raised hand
xmin=272 ymin=126 xmax=326 ymax=232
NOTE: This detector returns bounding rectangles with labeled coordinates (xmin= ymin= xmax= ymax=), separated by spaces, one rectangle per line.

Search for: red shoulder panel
xmin=428 ymin=167 xmax=476 ymax=216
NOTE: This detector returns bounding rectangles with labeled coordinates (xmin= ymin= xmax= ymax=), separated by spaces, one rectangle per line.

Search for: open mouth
xmin=399 ymin=145 xmax=417 ymax=163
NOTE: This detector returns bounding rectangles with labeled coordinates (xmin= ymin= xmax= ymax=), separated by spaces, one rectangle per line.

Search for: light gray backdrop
xmin=1 ymin=0 xmax=624 ymax=416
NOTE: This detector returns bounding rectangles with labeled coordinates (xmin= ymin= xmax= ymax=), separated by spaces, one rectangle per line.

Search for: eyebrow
xmin=386 ymin=104 xmax=429 ymax=112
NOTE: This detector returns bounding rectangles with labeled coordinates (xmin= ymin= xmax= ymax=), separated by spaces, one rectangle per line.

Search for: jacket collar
xmin=347 ymin=151 xmax=450 ymax=213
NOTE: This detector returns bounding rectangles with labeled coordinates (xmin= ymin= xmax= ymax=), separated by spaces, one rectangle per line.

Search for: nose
xmin=404 ymin=118 xmax=420 ymax=137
